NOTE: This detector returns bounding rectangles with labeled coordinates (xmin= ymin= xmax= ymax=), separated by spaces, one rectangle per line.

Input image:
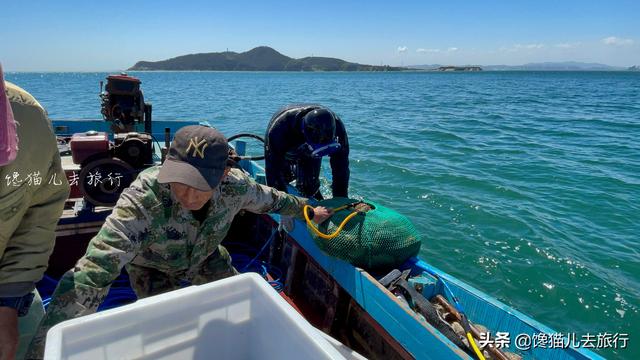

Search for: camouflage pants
xmin=127 ymin=245 xmax=238 ymax=298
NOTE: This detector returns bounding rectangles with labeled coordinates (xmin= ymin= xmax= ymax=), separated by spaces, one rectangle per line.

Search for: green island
xmin=128 ymin=46 xmax=408 ymax=71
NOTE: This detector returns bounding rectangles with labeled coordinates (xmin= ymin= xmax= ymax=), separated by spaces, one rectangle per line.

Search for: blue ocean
xmin=6 ymin=71 xmax=639 ymax=358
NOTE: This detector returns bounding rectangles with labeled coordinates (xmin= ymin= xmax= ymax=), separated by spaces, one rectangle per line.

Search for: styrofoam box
xmin=45 ymin=273 xmax=347 ymax=360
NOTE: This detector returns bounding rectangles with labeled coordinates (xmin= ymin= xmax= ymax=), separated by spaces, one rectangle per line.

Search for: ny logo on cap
xmin=186 ymin=137 xmax=208 ymax=159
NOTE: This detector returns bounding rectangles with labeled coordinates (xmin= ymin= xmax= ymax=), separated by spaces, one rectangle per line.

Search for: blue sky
xmin=1 ymin=0 xmax=638 ymax=71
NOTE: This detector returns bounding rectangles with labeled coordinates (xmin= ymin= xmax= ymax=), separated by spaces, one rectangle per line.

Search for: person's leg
xmin=126 ymin=264 xmax=179 ymax=298
xmin=191 ymin=246 xmax=238 ymax=285
xmin=16 ymin=290 xmax=44 ymax=360
xmin=295 ymin=156 xmax=323 ymax=199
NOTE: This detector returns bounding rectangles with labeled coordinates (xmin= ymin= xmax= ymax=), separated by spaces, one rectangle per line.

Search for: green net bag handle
xmin=303 ymin=201 xmax=363 ymax=239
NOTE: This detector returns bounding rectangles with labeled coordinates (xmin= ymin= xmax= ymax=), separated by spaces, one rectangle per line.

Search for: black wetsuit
xmin=264 ymin=104 xmax=349 ymax=199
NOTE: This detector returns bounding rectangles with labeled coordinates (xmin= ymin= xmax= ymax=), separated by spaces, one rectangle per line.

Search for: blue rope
xmin=240 ymin=229 xmax=278 ymax=272
xmin=37 ymin=274 xmax=59 ymax=310
xmin=229 ymin=229 xmax=284 ymax=292
xmin=421 ymin=267 xmax=467 ymax=315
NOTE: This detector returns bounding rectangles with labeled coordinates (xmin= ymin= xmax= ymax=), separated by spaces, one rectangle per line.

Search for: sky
xmin=1 ymin=0 xmax=638 ymax=71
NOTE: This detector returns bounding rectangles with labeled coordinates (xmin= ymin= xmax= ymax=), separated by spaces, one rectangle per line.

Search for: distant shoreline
xmin=5 ymin=69 xmax=639 ymax=74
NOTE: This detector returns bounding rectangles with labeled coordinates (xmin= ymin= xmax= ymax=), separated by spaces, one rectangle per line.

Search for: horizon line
xmin=5 ymin=62 xmax=637 ymax=73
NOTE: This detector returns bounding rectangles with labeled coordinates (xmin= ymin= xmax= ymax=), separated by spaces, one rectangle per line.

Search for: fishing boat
xmin=40 ymin=74 xmax=603 ymax=359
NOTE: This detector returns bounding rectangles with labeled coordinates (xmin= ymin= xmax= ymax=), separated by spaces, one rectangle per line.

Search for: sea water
xmin=6 ymin=71 xmax=639 ymax=358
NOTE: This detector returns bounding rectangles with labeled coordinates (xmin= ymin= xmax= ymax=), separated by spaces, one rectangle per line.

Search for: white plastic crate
xmin=45 ymin=273 xmax=347 ymax=360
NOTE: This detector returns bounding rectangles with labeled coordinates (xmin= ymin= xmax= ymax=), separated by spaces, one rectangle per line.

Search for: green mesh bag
xmin=307 ymin=198 xmax=422 ymax=270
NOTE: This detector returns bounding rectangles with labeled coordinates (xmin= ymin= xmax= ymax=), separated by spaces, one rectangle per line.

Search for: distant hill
xmin=630 ymin=65 xmax=640 ymax=71
xmin=410 ymin=61 xmax=626 ymax=71
xmin=129 ymin=46 xmax=407 ymax=71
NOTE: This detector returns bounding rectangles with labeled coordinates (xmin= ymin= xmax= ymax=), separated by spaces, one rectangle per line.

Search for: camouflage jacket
xmin=37 ymin=165 xmax=307 ymax=335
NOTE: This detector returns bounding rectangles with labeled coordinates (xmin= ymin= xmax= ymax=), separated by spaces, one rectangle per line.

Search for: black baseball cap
xmin=158 ymin=125 xmax=229 ymax=191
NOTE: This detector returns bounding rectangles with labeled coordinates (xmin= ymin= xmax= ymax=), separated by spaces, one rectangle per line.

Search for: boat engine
xmin=58 ymin=73 xmax=154 ymax=210
xmin=100 ymin=74 xmax=152 ymax=133
xmin=63 ymin=73 xmax=153 ymax=206
xmin=64 ymin=74 xmax=156 ymax=207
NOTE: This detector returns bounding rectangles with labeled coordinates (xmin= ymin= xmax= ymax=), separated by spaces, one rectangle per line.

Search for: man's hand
xmin=312 ymin=206 xmax=333 ymax=224
xmin=0 ymin=307 xmax=18 ymax=360
xmin=279 ymin=215 xmax=295 ymax=232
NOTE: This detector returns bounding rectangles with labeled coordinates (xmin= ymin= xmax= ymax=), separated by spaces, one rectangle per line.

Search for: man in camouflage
xmin=29 ymin=125 xmax=331 ymax=356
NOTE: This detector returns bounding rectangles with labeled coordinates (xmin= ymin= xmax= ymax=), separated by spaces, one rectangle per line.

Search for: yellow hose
xmin=467 ymin=332 xmax=486 ymax=360
xmin=303 ymin=204 xmax=359 ymax=240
